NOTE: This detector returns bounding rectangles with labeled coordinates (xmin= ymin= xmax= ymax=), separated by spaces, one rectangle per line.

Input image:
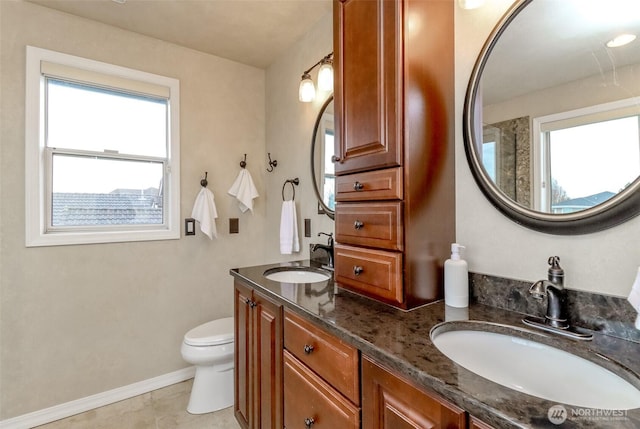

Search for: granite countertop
xmin=230 ymin=260 xmax=640 ymax=429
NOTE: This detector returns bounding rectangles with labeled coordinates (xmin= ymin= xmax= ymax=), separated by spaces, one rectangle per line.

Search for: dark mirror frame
xmin=463 ymin=0 xmax=640 ymax=235
xmin=311 ymin=95 xmax=335 ymax=220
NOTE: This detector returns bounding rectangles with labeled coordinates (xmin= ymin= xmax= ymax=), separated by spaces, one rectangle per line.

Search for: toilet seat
xmin=184 ymin=317 xmax=234 ymax=346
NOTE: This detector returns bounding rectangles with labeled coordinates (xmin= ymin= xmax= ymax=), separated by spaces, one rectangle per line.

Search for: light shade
xmin=317 ymin=60 xmax=333 ymax=92
xmin=299 ymin=73 xmax=315 ymax=102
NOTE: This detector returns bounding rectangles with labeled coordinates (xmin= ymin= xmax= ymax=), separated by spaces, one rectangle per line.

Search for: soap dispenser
xmin=444 ymin=243 xmax=468 ymax=308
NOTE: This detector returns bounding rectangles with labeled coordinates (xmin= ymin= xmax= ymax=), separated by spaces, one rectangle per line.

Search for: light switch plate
xmin=185 ymin=218 xmax=195 ymax=236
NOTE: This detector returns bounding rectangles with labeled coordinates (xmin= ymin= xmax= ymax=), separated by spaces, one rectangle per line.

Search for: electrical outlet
xmin=185 ymin=218 xmax=195 ymax=236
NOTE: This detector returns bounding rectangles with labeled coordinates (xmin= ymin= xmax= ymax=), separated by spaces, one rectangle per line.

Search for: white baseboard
xmin=0 ymin=367 xmax=196 ymax=429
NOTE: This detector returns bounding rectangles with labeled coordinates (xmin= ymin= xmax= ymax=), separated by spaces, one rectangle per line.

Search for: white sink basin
xmin=431 ymin=325 xmax=640 ymax=410
xmin=263 ymin=267 xmax=330 ymax=283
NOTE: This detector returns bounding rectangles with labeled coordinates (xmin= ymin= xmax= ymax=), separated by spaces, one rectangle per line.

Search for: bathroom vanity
xmin=230 ymin=261 xmax=640 ymax=429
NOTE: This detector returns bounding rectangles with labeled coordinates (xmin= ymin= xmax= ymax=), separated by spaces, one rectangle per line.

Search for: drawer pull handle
xmin=353 ymin=266 xmax=364 ymax=276
xmin=303 ymin=344 xmax=315 ymax=354
xmin=354 ymin=220 xmax=364 ymax=230
xmin=331 ymin=155 xmax=341 ymax=163
xmin=353 ymin=181 xmax=364 ymax=191
xmin=304 ymin=417 xmax=315 ymax=428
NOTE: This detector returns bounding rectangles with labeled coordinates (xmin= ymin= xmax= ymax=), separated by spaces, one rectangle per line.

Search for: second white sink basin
xmin=263 ymin=267 xmax=330 ymax=283
xmin=431 ymin=324 xmax=640 ymax=410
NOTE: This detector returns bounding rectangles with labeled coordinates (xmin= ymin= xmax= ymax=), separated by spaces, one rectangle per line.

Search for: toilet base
xmin=187 ymin=365 xmax=234 ymax=414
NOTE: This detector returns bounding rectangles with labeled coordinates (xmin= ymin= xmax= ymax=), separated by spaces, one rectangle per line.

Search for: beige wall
xmin=265 ymin=13 xmax=335 ymax=260
xmin=0 ymin=0 xmax=273 ymax=419
xmin=455 ymin=0 xmax=640 ymax=297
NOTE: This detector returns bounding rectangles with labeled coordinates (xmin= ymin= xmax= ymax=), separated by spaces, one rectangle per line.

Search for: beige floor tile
xmin=35 ymin=379 xmax=241 ymax=429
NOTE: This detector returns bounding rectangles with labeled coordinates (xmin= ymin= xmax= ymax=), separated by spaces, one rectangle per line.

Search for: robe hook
xmin=200 ymin=172 xmax=208 ymax=187
xmin=240 ymin=154 xmax=247 ymax=168
xmin=267 ymin=153 xmax=278 ymax=172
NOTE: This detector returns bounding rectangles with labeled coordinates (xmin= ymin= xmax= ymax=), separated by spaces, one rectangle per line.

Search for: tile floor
xmin=35 ymin=379 xmax=241 ymax=429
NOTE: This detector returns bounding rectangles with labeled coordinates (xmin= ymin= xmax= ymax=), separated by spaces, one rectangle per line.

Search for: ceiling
xmin=27 ymin=0 xmax=332 ymax=69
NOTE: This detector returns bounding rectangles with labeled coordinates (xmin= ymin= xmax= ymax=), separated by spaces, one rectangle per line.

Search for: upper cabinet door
xmin=333 ymin=0 xmax=403 ymax=175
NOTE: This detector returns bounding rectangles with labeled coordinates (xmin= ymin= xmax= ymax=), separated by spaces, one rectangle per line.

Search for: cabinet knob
xmin=331 ymin=155 xmax=341 ymax=163
xmin=304 ymin=417 xmax=315 ymax=428
xmin=354 ymin=220 xmax=364 ymax=230
xmin=249 ymin=300 xmax=257 ymax=309
xmin=303 ymin=344 xmax=315 ymax=354
xmin=353 ymin=266 xmax=364 ymax=276
xmin=353 ymin=181 xmax=364 ymax=191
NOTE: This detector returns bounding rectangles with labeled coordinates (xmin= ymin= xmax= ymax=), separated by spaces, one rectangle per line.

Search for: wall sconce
xmin=299 ymin=52 xmax=333 ymax=103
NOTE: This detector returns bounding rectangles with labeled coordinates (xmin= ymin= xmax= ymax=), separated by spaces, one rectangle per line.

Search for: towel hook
xmin=240 ymin=154 xmax=247 ymax=169
xmin=200 ymin=172 xmax=208 ymax=188
xmin=267 ymin=153 xmax=278 ymax=172
xmin=282 ymin=178 xmax=300 ymax=201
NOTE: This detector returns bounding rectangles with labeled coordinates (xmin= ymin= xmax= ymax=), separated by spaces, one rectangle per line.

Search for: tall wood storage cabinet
xmin=234 ymin=280 xmax=283 ymax=429
xmin=333 ymin=0 xmax=456 ymax=309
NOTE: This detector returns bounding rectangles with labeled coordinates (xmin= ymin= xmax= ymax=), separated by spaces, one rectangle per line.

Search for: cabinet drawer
xmin=284 ymin=351 xmax=360 ymax=429
xmin=335 ymin=167 xmax=402 ymax=201
xmin=284 ymin=310 xmax=359 ymax=404
xmin=335 ymin=202 xmax=403 ymax=251
xmin=334 ymin=244 xmax=403 ymax=304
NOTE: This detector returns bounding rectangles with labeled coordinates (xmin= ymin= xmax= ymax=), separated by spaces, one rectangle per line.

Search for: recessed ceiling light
xmin=606 ymin=34 xmax=636 ymax=48
xmin=111 ymin=0 xmax=126 ymax=4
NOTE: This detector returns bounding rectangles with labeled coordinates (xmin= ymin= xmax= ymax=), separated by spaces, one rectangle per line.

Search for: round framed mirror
xmin=311 ymin=95 xmax=335 ymax=219
xmin=463 ymin=0 xmax=640 ymax=234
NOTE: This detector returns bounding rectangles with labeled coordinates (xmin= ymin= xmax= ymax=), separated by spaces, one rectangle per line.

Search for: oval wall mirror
xmin=311 ymin=95 xmax=335 ymax=219
xmin=464 ymin=0 xmax=640 ymax=234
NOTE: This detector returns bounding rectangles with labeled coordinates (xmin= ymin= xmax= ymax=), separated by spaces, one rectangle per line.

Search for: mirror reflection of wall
xmin=465 ymin=0 xmax=640 ymax=233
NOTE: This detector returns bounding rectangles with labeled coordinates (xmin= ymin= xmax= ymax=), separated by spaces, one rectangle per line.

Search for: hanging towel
xmin=280 ymin=200 xmax=300 ymax=254
xmin=228 ymin=169 xmax=259 ymax=213
xmin=191 ymin=187 xmax=218 ymax=239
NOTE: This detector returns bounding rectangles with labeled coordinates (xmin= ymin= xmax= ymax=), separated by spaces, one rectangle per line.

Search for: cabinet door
xmin=334 ymin=0 xmax=402 ymax=175
xmin=234 ymin=281 xmax=252 ymax=429
xmin=362 ymin=356 xmax=466 ymax=429
xmin=253 ymin=289 xmax=283 ymax=429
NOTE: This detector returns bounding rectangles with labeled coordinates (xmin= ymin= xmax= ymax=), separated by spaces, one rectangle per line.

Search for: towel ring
xmin=282 ymin=178 xmax=299 ymax=201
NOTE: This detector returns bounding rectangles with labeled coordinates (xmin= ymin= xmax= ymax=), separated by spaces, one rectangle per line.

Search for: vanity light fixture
xmin=298 ymin=52 xmax=333 ymax=102
xmin=606 ymin=33 xmax=637 ymax=48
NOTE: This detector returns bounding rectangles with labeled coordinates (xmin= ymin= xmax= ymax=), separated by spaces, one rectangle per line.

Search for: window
xmin=533 ymin=98 xmax=640 ymax=213
xmin=25 ymin=46 xmax=180 ymax=246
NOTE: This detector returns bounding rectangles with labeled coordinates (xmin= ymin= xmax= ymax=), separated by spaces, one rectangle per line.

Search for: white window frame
xmin=532 ymin=97 xmax=640 ymax=212
xmin=25 ymin=46 xmax=181 ymax=247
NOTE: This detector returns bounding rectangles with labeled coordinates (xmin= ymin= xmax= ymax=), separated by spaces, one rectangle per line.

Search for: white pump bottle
xmin=444 ymin=243 xmax=468 ymax=308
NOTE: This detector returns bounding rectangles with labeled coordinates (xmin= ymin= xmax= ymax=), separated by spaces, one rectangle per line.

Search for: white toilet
xmin=180 ymin=317 xmax=235 ymax=414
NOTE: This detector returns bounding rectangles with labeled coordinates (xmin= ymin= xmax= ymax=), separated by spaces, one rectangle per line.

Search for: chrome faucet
xmin=523 ymin=256 xmax=592 ymax=340
xmin=312 ymin=232 xmax=334 ymax=270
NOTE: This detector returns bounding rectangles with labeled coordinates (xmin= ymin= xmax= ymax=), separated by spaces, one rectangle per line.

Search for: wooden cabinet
xmin=234 ymin=280 xmax=283 ymax=429
xmin=333 ymin=0 xmax=456 ymax=309
xmin=362 ymin=356 xmax=466 ymax=429
xmin=283 ymin=309 xmax=360 ymax=429
xmin=470 ymin=417 xmax=496 ymax=429
xmin=333 ymin=0 xmax=402 ymax=175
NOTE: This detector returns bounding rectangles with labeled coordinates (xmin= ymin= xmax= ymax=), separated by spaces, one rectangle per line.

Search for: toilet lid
xmin=184 ymin=317 xmax=234 ymax=346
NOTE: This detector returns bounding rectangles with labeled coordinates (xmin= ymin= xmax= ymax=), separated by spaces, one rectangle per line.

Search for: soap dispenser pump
xmin=444 ymin=243 xmax=468 ymax=308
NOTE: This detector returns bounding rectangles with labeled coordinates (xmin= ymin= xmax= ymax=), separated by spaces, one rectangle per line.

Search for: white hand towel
xmin=228 ymin=169 xmax=259 ymax=213
xmin=191 ymin=187 xmax=218 ymax=239
xmin=627 ymin=267 xmax=640 ymax=329
xmin=279 ymin=200 xmax=300 ymax=254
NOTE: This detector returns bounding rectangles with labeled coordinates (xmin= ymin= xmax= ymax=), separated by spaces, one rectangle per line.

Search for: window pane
xmin=46 ymin=79 xmax=167 ymax=157
xmin=51 ymin=154 xmax=164 ymax=227
xmin=549 ymin=116 xmax=640 ymax=213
